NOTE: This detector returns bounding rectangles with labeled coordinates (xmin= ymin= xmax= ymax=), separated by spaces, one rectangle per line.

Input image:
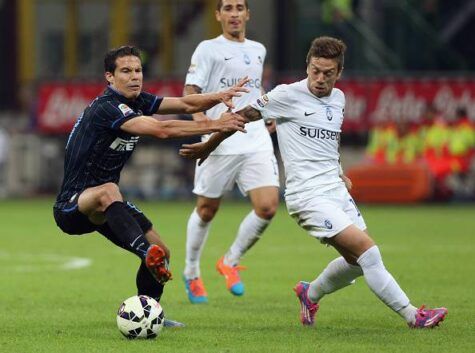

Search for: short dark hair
xmin=306 ymin=36 xmax=346 ymax=72
xmin=216 ymin=0 xmax=249 ymax=11
xmin=104 ymin=46 xmax=141 ymax=73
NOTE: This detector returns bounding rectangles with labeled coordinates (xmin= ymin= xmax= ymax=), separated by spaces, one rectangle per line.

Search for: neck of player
xmin=223 ymin=30 xmax=245 ymax=42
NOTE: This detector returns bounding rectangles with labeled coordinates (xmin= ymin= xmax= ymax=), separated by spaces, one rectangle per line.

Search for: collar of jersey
xmin=105 ymin=85 xmax=141 ymax=106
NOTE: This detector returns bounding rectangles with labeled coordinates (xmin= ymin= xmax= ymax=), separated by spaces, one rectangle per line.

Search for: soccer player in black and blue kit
xmin=53 ymin=46 xmax=247 ymax=325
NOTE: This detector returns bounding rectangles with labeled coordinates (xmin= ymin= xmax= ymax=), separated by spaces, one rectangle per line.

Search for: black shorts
xmin=53 ymin=199 xmax=153 ymax=236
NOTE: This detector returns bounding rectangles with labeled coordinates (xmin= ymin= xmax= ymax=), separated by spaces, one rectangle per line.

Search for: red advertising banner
xmin=337 ymin=78 xmax=475 ymax=131
xmin=36 ymin=81 xmax=184 ymax=133
xmin=36 ymin=79 xmax=475 ymax=134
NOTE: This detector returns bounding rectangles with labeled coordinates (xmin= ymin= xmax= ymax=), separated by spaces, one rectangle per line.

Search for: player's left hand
xmin=220 ymin=76 xmax=250 ymax=109
xmin=179 ymin=142 xmax=213 ymax=166
xmin=341 ymin=174 xmax=353 ymax=191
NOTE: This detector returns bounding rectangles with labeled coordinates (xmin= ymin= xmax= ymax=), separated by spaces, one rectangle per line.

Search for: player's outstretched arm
xmin=183 ymin=85 xmax=211 ymax=122
xmin=158 ymin=77 xmax=250 ymax=114
xmin=235 ymin=105 xmax=263 ymax=122
xmin=179 ymin=105 xmax=263 ymax=164
xmin=120 ymin=112 xmax=246 ymax=139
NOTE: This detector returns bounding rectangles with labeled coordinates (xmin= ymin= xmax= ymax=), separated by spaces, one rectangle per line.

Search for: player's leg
xmin=328 ymin=225 xmax=447 ymax=328
xmin=183 ymin=196 xmax=220 ymax=303
xmin=223 ymin=186 xmax=279 ymax=266
xmin=185 ymin=196 xmax=221 ymax=279
xmin=184 ymin=155 xmax=239 ymax=303
xmin=217 ymin=151 xmax=280 ymax=296
xmin=78 ymin=183 xmax=152 ymax=259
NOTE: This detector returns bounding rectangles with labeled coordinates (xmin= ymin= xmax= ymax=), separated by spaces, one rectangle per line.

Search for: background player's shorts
xmin=285 ymin=184 xmax=367 ymax=241
xmin=193 ymin=150 xmax=280 ymax=198
xmin=53 ymin=196 xmax=153 ymax=236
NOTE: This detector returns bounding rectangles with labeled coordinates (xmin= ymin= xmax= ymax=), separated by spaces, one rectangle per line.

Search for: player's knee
xmin=196 ymin=204 xmax=218 ymax=222
xmin=254 ymin=203 xmax=277 ymax=220
xmin=98 ymin=183 xmax=123 ymax=210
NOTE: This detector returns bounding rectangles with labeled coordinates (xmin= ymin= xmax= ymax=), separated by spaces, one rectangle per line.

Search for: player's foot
xmin=183 ymin=275 xmax=208 ymax=304
xmin=145 ymin=244 xmax=172 ymax=284
xmin=408 ymin=305 xmax=448 ymax=328
xmin=293 ymin=281 xmax=319 ymax=326
xmin=216 ymin=256 xmax=246 ymax=296
xmin=163 ymin=318 xmax=185 ymax=328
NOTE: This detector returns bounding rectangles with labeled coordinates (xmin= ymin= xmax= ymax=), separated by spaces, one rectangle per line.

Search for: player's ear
xmin=336 ymin=66 xmax=344 ymax=80
xmin=215 ymin=10 xmax=221 ymax=22
xmin=246 ymin=9 xmax=250 ymax=21
xmin=105 ymin=71 xmax=114 ymax=85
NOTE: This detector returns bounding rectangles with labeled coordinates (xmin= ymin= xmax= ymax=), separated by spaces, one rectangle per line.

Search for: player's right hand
xmin=215 ymin=112 xmax=247 ymax=133
xmin=219 ymin=77 xmax=250 ymax=109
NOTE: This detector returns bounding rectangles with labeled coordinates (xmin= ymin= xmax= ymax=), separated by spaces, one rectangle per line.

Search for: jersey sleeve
xmin=93 ymin=99 xmax=141 ymax=130
xmin=250 ymin=84 xmax=290 ymax=120
xmin=184 ymin=42 xmax=212 ymax=90
xmin=139 ymin=92 xmax=164 ymax=115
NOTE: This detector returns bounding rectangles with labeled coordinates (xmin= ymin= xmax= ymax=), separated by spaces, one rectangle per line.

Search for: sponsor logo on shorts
xmin=324 ymin=219 xmax=333 ymax=229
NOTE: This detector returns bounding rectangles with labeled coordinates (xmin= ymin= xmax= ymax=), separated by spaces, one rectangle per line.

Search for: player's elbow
xmin=153 ymin=128 xmax=172 ymax=139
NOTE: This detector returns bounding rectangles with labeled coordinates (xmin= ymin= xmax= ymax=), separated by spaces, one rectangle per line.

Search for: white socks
xmin=184 ymin=208 xmax=211 ymax=279
xmin=308 ymin=246 xmax=418 ymax=324
xmin=357 ymin=245 xmax=417 ymax=323
xmin=308 ymin=256 xmax=363 ymax=303
xmin=224 ymin=210 xmax=270 ymax=266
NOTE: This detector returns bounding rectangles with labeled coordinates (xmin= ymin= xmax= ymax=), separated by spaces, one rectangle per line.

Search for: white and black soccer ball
xmin=116 ymin=295 xmax=165 ymax=339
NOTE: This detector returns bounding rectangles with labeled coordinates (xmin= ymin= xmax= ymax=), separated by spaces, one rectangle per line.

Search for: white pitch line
xmin=0 ymin=251 xmax=92 ymax=272
xmin=61 ymin=257 xmax=92 ymax=270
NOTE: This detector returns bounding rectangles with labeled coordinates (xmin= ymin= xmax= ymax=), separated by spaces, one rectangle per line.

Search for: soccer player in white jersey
xmin=182 ymin=0 xmax=280 ymax=303
xmin=180 ymin=36 xmax=448 ymax=328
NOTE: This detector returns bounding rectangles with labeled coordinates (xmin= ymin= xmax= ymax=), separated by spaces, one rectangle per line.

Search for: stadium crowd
xmin=365 ymin=105 xmax=475 ymax=200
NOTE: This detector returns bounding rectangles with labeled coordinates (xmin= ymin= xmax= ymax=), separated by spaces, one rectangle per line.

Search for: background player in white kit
xmin=180 ymin=36 xmax=448 ymax=329
xmin=182 ymin=0 xmax=280 ymax=303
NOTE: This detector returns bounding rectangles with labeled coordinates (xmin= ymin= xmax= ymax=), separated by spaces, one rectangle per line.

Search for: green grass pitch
xmin=0 ymin=199 xmax=474 ymax=353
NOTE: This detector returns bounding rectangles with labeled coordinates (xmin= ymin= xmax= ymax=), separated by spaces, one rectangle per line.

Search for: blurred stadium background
xmin=1 ymin=0 xmax=474 ymax=203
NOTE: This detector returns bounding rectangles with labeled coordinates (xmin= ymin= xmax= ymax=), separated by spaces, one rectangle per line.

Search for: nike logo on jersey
xmin=224 ymin=57 xmax=233 ymax=61
xmin=304 ymin=112 xmax=316 ymax=116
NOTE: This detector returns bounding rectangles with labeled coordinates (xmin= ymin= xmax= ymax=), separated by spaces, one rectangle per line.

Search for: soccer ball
xmin=116 ymin=295 xmax=165 ymax=339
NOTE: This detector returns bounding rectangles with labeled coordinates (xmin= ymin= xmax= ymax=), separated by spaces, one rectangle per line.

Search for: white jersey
xmin=251 ymin=79 xmax=345 ymax=197
xmin=185 ymin=35 xmax=273 ymax=155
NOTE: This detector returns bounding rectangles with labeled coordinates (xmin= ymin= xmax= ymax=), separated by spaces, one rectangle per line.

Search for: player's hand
xmin=179 ymin=142 xmax=213 ymax=166
xmin=219 ymin=77 xmax=250 ymax=109
xmin=214 ymin=112 xmax=247 ymax=133
xmin=341 ymin=174 xmax=353 ymax=191
xmin=265 ymin=119 xmax=276 ymax=133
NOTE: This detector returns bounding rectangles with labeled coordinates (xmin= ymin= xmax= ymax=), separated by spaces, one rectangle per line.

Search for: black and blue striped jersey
xmin=54 ymin=86 xmax=163 ymax=210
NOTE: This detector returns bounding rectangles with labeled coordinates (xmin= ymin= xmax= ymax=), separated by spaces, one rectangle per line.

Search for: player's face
xmin=306 ymin=57 xmax=342 ymax=98
xmin=216 ymin=0 xmax=249 ymax=40
xmin=105 ymin=55 xmax=143 ymax=99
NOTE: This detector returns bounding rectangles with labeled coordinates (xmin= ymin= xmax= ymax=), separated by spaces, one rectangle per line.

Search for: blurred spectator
xmin=422 ymin=104 xmax=452 ymax=199
xmin=365 ymin=119 xmax=398 ymax=164
xmin=446 ymin=107 xmax=475 ymax=200
xmin=365 ymin=103 xmax=475 ymax=201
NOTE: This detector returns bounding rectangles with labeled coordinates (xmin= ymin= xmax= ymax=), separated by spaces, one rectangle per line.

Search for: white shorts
xmin=285 ymin=184 xmax=367 ymax=241
xmin=193 ymin=150 xmax=280 ymax=198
